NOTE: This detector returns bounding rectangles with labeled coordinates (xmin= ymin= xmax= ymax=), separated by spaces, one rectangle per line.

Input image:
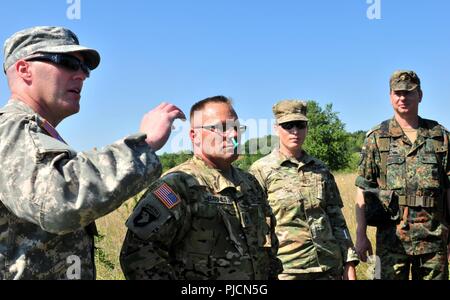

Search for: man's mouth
xmin=68 ymin=88 xmax=81 ymax=94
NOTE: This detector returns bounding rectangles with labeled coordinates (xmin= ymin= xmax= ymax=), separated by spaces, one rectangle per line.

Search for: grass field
xmin=94 ymin=172 xmax=377 ymax=280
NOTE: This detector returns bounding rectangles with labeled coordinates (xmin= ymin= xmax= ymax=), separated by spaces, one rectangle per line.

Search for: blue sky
xmin=1 ymin=0 xmax=449 ymax=154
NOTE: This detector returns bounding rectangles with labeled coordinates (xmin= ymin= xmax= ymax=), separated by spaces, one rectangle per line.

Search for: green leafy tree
xmin=303 ymin=101 xmax=351 ymax=171
xmin=347 ymin=130 xmax=367 ymax=153
xmin=234 ymin=135 xmax=279 ymax=171
xmin=160 ymin=151 xmax=193 ymax=172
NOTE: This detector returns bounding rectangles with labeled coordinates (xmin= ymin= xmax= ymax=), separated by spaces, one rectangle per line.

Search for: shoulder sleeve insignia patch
xmin=152 ymin=183 xmax=181 ymax=209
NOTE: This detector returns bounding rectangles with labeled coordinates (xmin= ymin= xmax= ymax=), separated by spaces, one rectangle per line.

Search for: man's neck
xmin=394 ymin=113 xmax=419 ymax=129
xmin=279 ymin=146 xmax=303 ymax=161
xmin=10 ymin=92 xmax=59 ymax=127
xmin=195 ymin=153 xmax=232 ymax=173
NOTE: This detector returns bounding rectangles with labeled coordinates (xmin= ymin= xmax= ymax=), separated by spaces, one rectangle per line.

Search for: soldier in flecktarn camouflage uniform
xmin=120 ymin=96 xmax=282 ymax=280
xmin=250 ymin=100 xmax=359 ymax=280
xmin=0 ymin=26 xmax=185 ymax=280
xmin=355 ymin=70 xmax=450 ymax=280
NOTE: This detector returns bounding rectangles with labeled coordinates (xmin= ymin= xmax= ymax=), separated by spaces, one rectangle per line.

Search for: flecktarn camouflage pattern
xmin=356 ymin=117 xmax=450 ymax=279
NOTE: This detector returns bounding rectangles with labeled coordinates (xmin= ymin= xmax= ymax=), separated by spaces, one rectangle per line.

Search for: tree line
xmin=159 ymin=101 xmax=367 ymax=173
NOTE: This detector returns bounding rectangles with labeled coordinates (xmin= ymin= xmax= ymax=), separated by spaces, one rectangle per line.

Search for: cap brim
xmin=277 ymin=115 xmax=308 ymax=124
xmin=32 ymin=45 xmax=100 ymax=70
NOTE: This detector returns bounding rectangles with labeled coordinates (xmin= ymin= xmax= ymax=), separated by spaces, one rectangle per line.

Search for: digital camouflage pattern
xmin=3 ymin=26 xmax=100 ymax=72
xmin=0 ymin=99 xmax=162 ymax=280
xmin=250 ymin=149 xmax=359 ymax=277
xmin=120 ymin=156 xmax=282 ymax=280
xmin=356 ymin=117 xmax=450 ymax=279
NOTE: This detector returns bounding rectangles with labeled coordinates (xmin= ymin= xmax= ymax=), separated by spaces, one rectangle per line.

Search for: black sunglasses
xmin=280 ymin=121 xmax=308 ymax=131
xmin=26 ymin=53 xmax=91 ymax=77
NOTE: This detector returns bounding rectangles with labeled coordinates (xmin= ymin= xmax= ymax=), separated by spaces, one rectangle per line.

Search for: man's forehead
xmin=192 ymin=102 xmax=238 ymax=124
xmin=203 ymin=108 xmax=237 ymax=118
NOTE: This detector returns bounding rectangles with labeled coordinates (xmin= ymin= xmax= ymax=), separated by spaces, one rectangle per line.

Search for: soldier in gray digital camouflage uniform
xmin=0 ymin=26 xmax=185 ymax=280
xmin=250 ymin=100 xmax=359 ymax=280
xmin=355 ymin=70 xmax=450 ymax=280
xmin=120 ymin=96 xmax=282 ymax=280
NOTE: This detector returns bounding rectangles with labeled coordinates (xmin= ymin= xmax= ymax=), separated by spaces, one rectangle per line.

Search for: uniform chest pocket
xmin=418 ymin=154 xmax=440 ymax=189
xmin=267 ymin=184 xmax=302 ymax=220
xmin=386 ymin=155 xmax=405 ymax=190
xmin=300 ymin=176 xmax=326 ymax=212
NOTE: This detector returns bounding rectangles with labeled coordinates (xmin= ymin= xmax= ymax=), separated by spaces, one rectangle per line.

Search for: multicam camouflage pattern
xmin=356 ymin=117 xmax=450 ymax=279
xmin=250 ymin=149 xmax=359 ymax=276
xmin=120 ymin=156 xmax=282 ymax=280
xmin=3 ymin=26 xmax=100 ymax=72
xmin=0 ymin=99 xmax=162 ymax=280
xmin=272 ymin=100 xmax=308 ymax=124
xmin=278 ymin=268 xmax=342 ymax=280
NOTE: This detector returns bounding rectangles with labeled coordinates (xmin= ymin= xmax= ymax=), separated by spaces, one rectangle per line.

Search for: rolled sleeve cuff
xmin=355 ymin=175 xmax=378 ymax=190
xmin=123 ymin=133 xmax=151 ymax=148
xmin=344 ymin=248 xmax=360 ymax=266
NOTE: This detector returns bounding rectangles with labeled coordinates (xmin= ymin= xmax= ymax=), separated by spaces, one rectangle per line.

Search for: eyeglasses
xmin=279 ymin=121 xmax=307 ymax=131
xmin=194 ymin=124 xmax=247 ymax=135
xmin=26 ymin=53 xmax=91 ymax=77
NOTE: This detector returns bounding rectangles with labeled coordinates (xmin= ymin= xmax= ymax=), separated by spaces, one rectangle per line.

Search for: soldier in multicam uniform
xmin=250 ymin=100 xmax=359 ymax=280
xmin=120 ymin=96 xmax=282 ymax=280
xmin=355 ymin=70 xmax=450 ymax=280
xmin=0 ymin=26 xmax=185 ymax=280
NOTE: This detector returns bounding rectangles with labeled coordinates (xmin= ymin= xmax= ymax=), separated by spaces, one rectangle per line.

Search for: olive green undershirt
xmin=402 ymin=127 xmax=418 ymax=144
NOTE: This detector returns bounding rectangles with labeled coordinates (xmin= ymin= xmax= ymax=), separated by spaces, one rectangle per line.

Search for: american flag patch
xmin=152 ymin=183 xmax=181 ymax=209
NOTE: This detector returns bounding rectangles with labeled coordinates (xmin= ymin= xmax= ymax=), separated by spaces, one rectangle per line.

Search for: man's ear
xmin=274 ymin=124 xmax=280 ymax=136
xmin=190 ymin=128 xmax=198 ymax=144
xmin=15 ymin=60 xmax=33 ymax=82
xmin=418 ymin=89 xmax=423 ymax=103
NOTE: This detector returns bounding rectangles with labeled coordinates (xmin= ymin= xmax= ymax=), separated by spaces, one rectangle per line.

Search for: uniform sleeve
xmin=325 ymin=173 xmax=360 ymax=266
xmin=445 ymin=131 xmax=450 ymax=225
xmin=0 ymin=115 xmax=162 ymax=235
xmin=119 ymin=176 xmax=189 ymax=280
xmin=265 ymin=202 xmax=284 ymax=279
xmin=355 ymin=134 xmax=380 ymax=190
xmin=246 ymin=172 xmax=283 ymax=279
xmin=445 ymin=131 xmax=450 ymax=185
xmin=248 ymin=162 xmax=268 ymax=193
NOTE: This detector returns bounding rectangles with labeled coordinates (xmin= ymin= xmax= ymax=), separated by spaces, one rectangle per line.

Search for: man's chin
xmin=62 ymin=106 xmax=80 ymax=119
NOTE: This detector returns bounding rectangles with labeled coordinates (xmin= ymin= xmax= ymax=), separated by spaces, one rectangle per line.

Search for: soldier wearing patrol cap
xmin=120 ymin=95 xmax=282 ymax=280
xmin=0 ymin=26 xmax=185 ymax=280
xmin=249 ymin=100 xmax=359 ymax=280
xmin=355 ymin=70 xmax=450 ymax=280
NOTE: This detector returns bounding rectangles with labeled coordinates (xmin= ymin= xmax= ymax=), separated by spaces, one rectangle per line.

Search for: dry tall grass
xmin=94 ymin=172 xmax=377 ymax=280
xmin=334 ymin=173 xmax=377 ymax=279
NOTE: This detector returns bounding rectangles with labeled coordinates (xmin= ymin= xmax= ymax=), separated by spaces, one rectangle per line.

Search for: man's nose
xmin=73 ymin=68 xmax=88 ymax=80
xmin=290 ymin=127 xmax=300 ymax=134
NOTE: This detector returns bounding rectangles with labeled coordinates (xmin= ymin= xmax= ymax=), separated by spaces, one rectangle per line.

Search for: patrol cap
xmin=272 ymin=100 xmax=308 ymax=124
xmin=389 ymin=70 xmax=421 ymax=92
xmin=3 ymin=26 xmax=100 ymax=73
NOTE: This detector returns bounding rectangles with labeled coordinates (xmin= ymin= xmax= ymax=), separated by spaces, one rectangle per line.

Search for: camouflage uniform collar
xmin=386 ymin=117 xmax=404 ymax=137
xmin=191 ymin=155 xmax=243 ymax=193
xmin=388 ymin=116 xmax=435 ymax=138
xmin=272 ymin=149 xmax=315 ymax=168
xmin=1 ymin=98 xmax=38 ymax=116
